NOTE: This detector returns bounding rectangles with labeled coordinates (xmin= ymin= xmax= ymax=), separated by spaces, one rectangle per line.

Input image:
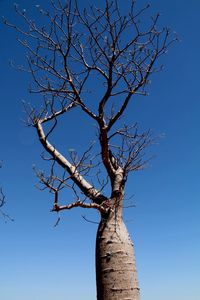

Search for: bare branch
xmin=53 ymin=200 xmax=108 ymax=214
xmin=34 ymin=120 xmax=107 ymax=203
xmin=6 ymin=0 xmax=176 ymax=216
xmin=0 ymin=163 xmax=13 ymax=222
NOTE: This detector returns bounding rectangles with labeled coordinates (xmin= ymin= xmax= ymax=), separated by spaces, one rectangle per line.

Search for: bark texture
xmin=96 ymin=205 xmax=140 ymax=300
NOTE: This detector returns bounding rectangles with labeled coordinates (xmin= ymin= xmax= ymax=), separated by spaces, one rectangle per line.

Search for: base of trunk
xmin=96 ymin=214 xmax=140 ymax=300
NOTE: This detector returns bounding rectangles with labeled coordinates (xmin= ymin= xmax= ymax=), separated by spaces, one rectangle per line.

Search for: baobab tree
xmin=5 ymin=0 xmax=175 ymax=299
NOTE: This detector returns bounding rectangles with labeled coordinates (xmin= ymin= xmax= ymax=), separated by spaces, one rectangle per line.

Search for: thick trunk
xmin=95 ymin=207 xmax=140 ymax=300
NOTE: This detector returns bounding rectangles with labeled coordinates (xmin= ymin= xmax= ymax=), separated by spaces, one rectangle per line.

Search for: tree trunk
xmin=96 ymin=201 xmax=140 ymax=300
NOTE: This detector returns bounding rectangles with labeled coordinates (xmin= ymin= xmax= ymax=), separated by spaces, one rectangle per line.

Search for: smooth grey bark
xmin=96 ymin=197 xmax=140 ymax=300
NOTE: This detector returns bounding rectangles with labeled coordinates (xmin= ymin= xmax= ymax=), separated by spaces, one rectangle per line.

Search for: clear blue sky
xmin=0 ymin=0 xmax=200 ymax=299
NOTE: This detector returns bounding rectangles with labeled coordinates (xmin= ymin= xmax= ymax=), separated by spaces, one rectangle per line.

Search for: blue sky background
xmin=0 ymin=0 xmax=200 ymax=299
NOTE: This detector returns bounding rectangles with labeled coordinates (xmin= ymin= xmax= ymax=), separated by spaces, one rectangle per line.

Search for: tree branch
xmin=53 ymin=200 xmax=109 ymax=214
xmin=5 ymin=0 xmax=176 ymax=215
xmin=34 ymin=120 xmax=107 ymax=203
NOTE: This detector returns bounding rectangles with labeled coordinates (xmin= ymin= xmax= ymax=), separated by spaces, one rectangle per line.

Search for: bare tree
xmin=4 ymin=0 xmax=175 ymax=299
